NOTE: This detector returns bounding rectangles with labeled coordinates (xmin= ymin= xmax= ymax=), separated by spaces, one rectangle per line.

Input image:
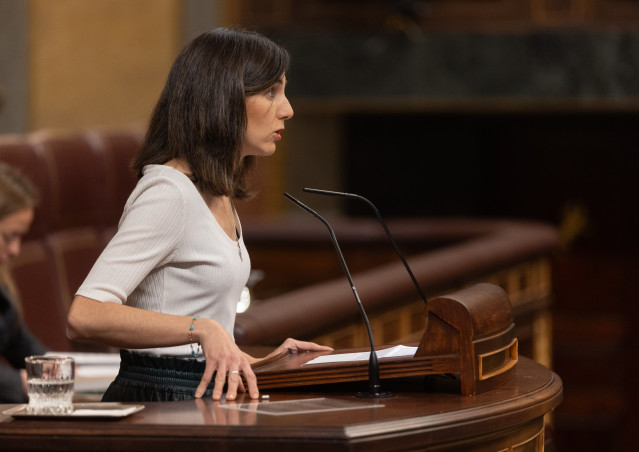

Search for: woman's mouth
xmin=274 ymin=129 xmax=283 ymax=140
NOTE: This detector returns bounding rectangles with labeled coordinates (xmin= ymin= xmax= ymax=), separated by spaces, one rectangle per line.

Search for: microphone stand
xmin=303 ymin=188 xmax=428 ymax=305
xmin=284 ymin=192 xmax=394 ymax=398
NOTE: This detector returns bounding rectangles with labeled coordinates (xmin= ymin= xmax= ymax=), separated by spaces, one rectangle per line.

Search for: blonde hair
xmin=0 ymin=162 xmax=38 ymax=300
xmin=0 ymin=162 xmax=38 ymax=219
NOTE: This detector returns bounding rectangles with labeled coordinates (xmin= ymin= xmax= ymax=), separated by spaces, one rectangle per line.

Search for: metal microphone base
xmin=356 ymin=387 xmax=395 ymax=398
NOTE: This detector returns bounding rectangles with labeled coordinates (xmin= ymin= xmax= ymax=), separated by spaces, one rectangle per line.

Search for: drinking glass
xmin=25 ymin=355 xmax=75 ymax=414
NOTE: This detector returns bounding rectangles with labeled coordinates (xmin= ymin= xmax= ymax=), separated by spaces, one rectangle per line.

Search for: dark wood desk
xmin=0 ymin=358 xmax=562 ymax=452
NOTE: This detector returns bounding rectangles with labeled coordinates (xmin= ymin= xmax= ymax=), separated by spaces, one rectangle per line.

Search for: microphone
xmin=303 ymin=188 xmax=428 ymax=305
xmin=283 ymin=192 xmax=393 ymax=398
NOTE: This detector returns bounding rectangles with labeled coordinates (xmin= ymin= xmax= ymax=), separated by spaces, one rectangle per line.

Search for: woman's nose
xmin=279 ymin=97 xmax=294 ymax=120
xmin=8 ymin=239 xmax=21 ymax=257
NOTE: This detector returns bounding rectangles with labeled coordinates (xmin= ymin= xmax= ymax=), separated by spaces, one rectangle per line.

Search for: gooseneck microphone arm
xmin=303 ymin=187 xmax=428 ymax=305
xmin=283 ymin=192 xmax=392 ymax=398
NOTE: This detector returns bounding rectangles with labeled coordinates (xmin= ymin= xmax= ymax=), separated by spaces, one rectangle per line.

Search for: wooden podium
xmin=252 ymin=283 xmax=518 ymax=396
xmin=0 ymin=283 xmax=562 ymax=452
xmin=0 ymin=357 xmax=562 ymax=451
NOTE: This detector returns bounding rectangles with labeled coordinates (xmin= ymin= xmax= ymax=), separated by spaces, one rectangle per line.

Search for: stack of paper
xmin=302 ymin=345 xmax=418 ymax=366
xmin=47 ymin=351 xmax=120 ymax=393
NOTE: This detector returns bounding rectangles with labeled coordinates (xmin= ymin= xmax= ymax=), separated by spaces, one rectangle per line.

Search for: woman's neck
xmin=164 ymin=159 xmax=191 ymax=176
xmin=164 ymin=160 xmax=236 ymax=239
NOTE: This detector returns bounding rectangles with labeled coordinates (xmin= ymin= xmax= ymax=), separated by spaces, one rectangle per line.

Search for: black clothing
xmin=102 ymin=350 xmax=216 ymax=402
xmin=0 ymin=286 xmax=48 ymax=403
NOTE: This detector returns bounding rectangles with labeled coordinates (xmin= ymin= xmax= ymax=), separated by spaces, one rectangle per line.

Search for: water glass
xmin=25 ymin=355 xmax=75 ymax=415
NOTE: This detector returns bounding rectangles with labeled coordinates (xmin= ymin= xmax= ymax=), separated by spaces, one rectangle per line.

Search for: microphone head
xmin=304 ymin=187 xmax=349 ymax=197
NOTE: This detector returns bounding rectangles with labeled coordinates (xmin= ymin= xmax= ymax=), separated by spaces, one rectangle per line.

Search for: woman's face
xmin=0 ymin=208 xmax=34 ymax=265
xmin=242 ymin=74 xmax=294 ymax=158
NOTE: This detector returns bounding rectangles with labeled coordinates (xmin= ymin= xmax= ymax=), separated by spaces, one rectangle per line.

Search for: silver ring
xmin=229 ymin=370 xmax=240 ymax=375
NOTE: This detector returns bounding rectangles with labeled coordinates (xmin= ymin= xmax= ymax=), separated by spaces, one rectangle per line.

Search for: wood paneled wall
xmin=28 ymin=0 xmax=182 ymax=131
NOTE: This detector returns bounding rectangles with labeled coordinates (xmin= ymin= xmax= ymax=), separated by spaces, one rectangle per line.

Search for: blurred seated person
xmin=0 ymin=162 xmax=47 ymax=403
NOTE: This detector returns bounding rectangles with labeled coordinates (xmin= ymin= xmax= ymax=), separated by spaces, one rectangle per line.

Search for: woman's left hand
xmin=265 ymin=338 xmax=332 ymax=359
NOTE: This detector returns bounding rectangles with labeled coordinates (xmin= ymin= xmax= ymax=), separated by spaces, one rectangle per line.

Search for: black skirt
xmin=101 ymin=350 xmax=215 ymax=402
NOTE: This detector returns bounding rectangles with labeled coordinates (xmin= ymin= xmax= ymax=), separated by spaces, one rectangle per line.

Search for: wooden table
xmin=0 ymin=358 xmax=562 ymax=452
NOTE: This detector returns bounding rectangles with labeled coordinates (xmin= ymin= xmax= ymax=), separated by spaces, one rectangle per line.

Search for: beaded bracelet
xmin=188 ymin=315 xmax=202 ymax=358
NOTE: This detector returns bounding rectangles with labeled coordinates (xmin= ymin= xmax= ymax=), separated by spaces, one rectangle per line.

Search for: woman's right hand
xmin=67 ymin=297 xmax=258 ymax=400
xmin=193 ymin=317 xmax=258 ymax=401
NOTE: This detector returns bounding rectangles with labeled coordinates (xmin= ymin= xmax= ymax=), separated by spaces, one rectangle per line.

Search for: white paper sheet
xmin=47 ymin=351 xmax=120 ymax=392
xmin=46 ymin=351 xmax=121 ymax=366
xmin=302 ymin=345 xmax=417 ymax=366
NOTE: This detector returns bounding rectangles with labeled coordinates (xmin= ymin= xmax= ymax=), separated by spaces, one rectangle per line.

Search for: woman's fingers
xmin=289 ymin=339 xmax=333 ymax=352
xmin=241 ymin=361 xmax=259 ymax=399
xmin=268 ymin=338 xmax=333 ymax=357
xmin=195 ymin=360 xmax=216 ymax=398
xmin=226 ymin=357 xmax=259 ymax=400
xmin=211 ymin=360 xmax=230 ymax=400
xmin=194 ymin=319 xmax=297 ymax=401
xmin=225 ymin=369 xmax=241 ymax=401
xmin=195 ymin=363 xmax=244 ymax=400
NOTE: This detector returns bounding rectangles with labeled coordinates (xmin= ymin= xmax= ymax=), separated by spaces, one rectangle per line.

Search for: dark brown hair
xmin=132 ymin=28 xmax=290 ymax=199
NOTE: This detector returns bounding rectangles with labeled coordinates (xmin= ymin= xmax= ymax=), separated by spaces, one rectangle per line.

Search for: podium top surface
xmin=0 ymin=358 xmax=562 ymax=452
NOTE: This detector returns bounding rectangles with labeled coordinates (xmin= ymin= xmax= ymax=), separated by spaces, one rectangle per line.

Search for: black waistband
xmin=102 ymin=351 xmax=217 ymax=401
xmin=117 ymin=350 xmax=209 ymax=391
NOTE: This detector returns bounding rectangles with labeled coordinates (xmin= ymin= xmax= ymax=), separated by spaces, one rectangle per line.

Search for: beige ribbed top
xmin=76 ymin=165 xmax=250 ymax=357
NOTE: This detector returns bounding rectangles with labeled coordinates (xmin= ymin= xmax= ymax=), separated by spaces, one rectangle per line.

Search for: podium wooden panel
xmin=252 ymin=283 xmax=518 ymax=396
xmin=0 ymin=358 xmax=562 ymax=452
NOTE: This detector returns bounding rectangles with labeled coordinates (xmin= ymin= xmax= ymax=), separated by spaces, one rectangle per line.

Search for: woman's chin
xmin=244 ymin=147 xmax=277 ymax=158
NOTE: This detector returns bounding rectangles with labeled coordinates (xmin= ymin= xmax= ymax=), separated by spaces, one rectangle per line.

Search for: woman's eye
xmin=1 ymin=232 xmax=15 ymax=244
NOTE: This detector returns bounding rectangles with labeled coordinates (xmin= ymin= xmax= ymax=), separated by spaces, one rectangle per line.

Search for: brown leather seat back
xmin=0 ymin=129 xmax=142 ymax=351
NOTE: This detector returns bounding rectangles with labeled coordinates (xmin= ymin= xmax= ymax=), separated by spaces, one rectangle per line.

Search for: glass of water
xmin=25 ymin=356 xmax=75 ymax=415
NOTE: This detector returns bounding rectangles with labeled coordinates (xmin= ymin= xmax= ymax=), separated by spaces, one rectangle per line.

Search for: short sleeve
xmin=76 ymin=175 xmax=186 ymax=303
